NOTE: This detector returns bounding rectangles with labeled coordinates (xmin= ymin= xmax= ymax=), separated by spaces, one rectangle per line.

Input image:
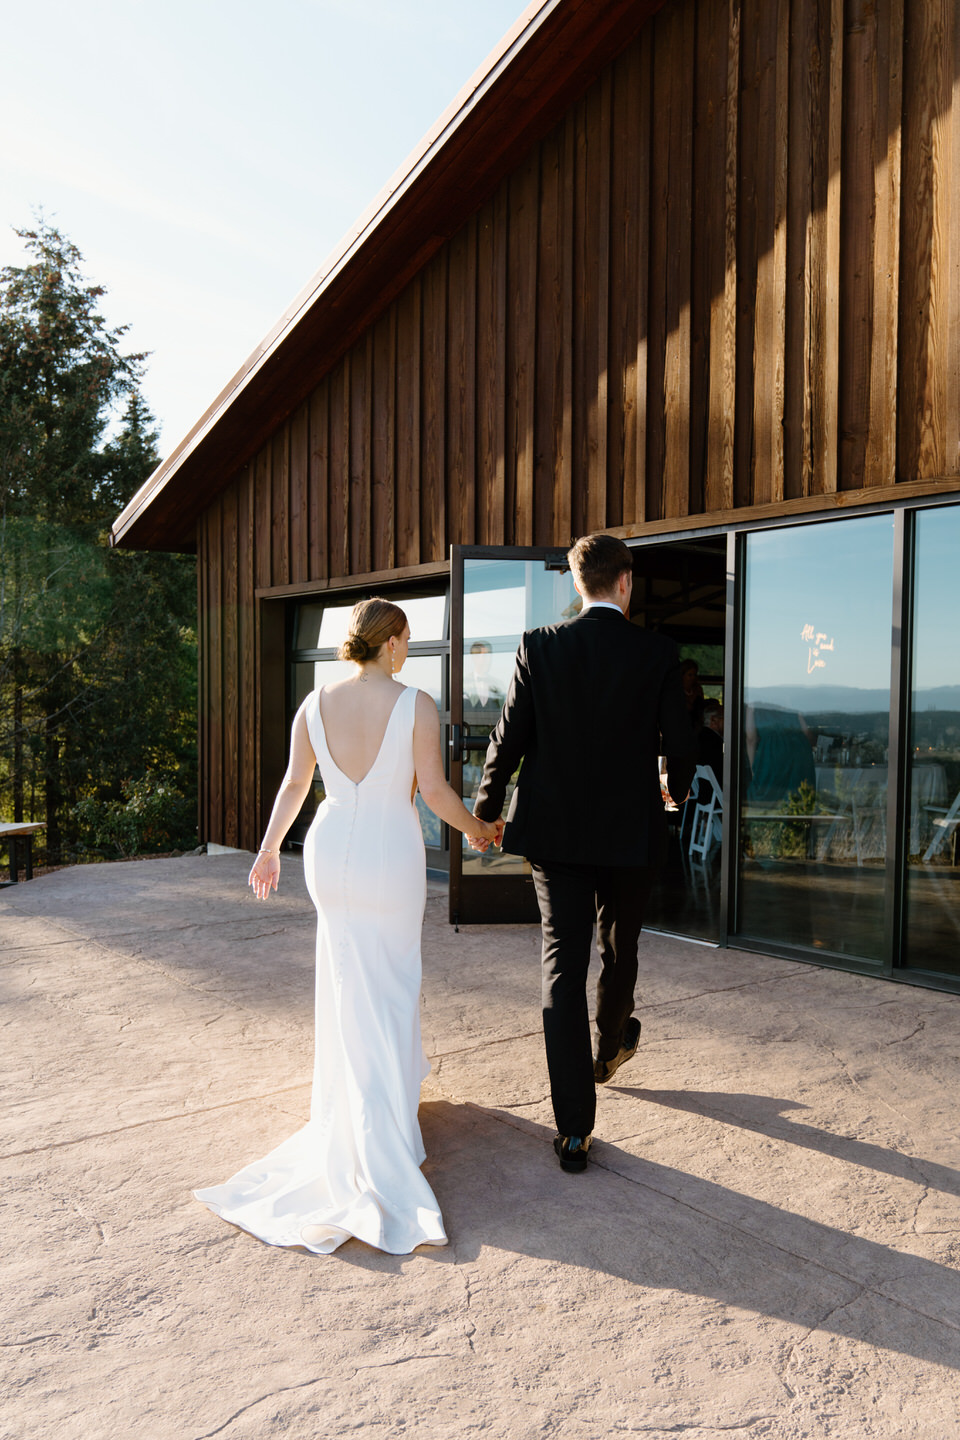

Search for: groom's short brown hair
xmin=567 ymin=533 xmax=633 ymax=598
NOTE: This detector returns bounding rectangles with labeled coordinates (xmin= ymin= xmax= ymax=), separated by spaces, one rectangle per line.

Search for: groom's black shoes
xmin=554 ymin=1134 xmax=592 ymax=1172
xmin=593 ymin=1015 xmax=642 ymax=1085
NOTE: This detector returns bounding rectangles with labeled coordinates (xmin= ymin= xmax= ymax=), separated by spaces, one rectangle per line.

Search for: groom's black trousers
xmin=530 ymin=857 xmax=657 ymax=1138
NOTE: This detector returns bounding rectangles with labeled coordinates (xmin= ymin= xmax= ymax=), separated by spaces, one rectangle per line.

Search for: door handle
xmin=449 ymin=725 xmax=491 ymax=762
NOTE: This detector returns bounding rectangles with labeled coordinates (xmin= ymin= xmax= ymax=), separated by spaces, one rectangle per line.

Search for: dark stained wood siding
xmin=197 ymin=0 xmax=960 ymax=846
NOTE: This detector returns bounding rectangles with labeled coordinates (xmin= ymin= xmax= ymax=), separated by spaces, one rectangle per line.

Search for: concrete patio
xmin=3 ymin=851 xmax=960 ymax=1439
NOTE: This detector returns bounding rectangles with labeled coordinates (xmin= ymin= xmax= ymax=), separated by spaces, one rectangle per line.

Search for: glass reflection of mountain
xmin=746 ymin=685 xmax=960 ymax=714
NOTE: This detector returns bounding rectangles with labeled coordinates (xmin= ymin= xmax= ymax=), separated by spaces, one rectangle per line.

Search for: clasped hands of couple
xmin=467 ymin=816 xmax=504 ymax=853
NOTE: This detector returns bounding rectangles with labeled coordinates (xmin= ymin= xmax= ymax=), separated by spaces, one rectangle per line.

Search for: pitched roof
xmin=112 ymin=0 xmax=666 ymax=551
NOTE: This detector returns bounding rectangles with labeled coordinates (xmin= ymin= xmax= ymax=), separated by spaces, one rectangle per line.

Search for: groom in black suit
xmin=472 ymin=534 xmax=695 ymax=1172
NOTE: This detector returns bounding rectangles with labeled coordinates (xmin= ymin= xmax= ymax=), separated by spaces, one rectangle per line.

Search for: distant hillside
xmin=744 ymin=685 xmax=960 ymax=714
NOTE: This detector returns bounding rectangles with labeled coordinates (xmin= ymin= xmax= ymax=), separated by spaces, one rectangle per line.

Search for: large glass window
xmin=903 ymin=507 xmax=960 ymax=974
xmin=737 ymin=515 xmax=894 ymax=960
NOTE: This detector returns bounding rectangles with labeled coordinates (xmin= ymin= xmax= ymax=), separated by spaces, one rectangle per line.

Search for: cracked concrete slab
xmin=3 ymin=852 xmax=960 ymax=1439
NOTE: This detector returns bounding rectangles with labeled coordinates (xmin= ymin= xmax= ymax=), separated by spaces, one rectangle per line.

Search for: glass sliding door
xmin=450 ymin=547 xmax=578 ymax=924
xmin=736 ymin=515 xmax=895 ymax=961
xmin=902 ymin=506 xmax=960 ymax=975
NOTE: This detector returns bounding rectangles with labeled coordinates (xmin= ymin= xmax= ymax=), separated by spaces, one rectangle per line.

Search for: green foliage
xmin=0 ymin=219 xmax=197 ymax=864
xmin=73 ymin=777 xmax=196 ymax=860
xmin=747 ymin=780 xmax=822 ymax=860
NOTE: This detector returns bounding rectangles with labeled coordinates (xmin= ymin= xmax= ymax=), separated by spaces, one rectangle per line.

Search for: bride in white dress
xmin=194 ymin=598 xmax=501 ymax=1254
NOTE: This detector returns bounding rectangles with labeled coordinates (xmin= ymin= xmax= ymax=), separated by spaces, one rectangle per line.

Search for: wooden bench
xmin=0 ymin=823 xmax=46 ymax=883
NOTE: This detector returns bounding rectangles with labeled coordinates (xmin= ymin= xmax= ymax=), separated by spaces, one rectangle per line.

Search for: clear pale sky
xmin=1 ymin=0 xmax=525 ymax=454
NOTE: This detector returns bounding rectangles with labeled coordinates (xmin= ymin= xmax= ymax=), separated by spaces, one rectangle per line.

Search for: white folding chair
xmin=688 ymin=765 xmax=723 ymax=861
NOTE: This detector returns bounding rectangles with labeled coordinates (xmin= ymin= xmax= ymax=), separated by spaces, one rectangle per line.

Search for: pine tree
xmin=0 ymin=221 xmax=196 ymax=863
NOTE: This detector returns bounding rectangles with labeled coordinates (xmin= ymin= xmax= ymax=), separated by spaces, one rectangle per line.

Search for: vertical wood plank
xmin=707 ymin=0 xmax=739 ymax=511
xmin=253 ymin=444 xmax=272 ymax=589
xmin=692 ymin=0 xmax=728 ymax=515
xmin=733 ymin=0 xmax=759 ymax=507
xmin=926 ymin=0 xmax=950 ymax=478
xmin=593 ymin=68 xmax=611 ymax=531
xmin=628 ymin=31 xmax=652 ymax=527
xmin=646 ymin=11 xmax=670 ymax=522
xmin=197 ymin=512 xmax=208 ymax=844
xmin=573 ymin=77 xmax=611 ymax=535
xmin=609 ymin=40 xmax=642 ymax=529
xmin=772 ymin=0 xmax=788 ymax=501
xmin=371 ymin=307 xmax=397 ymax=571
xmin=820 ymin=0 xmax=843 ymax=494
xmin=559 ymin=112 xmax=575 ymax=541
xmin=446 ymin=219 xmax=477 ymax=547
xmin=270 ymin=428 xmax=290 ymax=586
xmin=865 ymin=0 xmax=903 ymax=486
xmin=221 ymin=481 xmax=239 ymax=848
xmin=208 ymin=499 xmax=224 ymax=845
xmin=946 ymin=0 xmax=960 ymax=478
xmin=750 ymin=0 xmax=787 ymax=505
xmin=785 ymin=0 xmax=816 ymax=498
xmin=328 ymin=358 xmax=350 ymax=577
xmin=536 ymin=121 xmax=570 ymax=544
xmin=289 ymin=400 xmax=309 ymax=582
xmin=839 ymin=0 xmax=878 ymax=490
xmin=308 ymin=384 xmax=329 ymax=581
xmin=476 ymin=191 xmax=507 ymax=545
xmin=661 ymin=1 xmax=694 ymax=520
xmin=349 ymin=335 xmax=372 ymax=575
xmin=420 ymin=251 xmax=447 ymax=562
xmin=507 ymin=149 xmax=539 ymax=546
xmin=395 ymin=277 xmax=422 ymax=565
xmin=237 ymin=464 xmax=256 ymax=848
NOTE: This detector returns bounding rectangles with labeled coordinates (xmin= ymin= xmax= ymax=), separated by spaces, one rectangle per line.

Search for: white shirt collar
xmin=582 ymin=600 xmax=624 ymax=614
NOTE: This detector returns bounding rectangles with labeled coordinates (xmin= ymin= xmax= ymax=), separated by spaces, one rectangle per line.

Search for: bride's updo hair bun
xmin=338 ymin=597 xmax=408 ymax=664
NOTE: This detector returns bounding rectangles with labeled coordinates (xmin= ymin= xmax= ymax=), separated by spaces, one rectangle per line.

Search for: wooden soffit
xmin=112 ymin=0 xmax=668 ymax=552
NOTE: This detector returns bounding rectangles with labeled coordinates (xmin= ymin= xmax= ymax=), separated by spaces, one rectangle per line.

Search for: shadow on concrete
xmin=332 ymin=1100 xmax=960 ymax=1372
xmin=619 ymin=1088 xmax=960 ymax=1200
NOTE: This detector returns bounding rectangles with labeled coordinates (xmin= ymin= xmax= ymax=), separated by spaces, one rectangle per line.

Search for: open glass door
xmin=449 ymin=545 xmax=579 ymax=924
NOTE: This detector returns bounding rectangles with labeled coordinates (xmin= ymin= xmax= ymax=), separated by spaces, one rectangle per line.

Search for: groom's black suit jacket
xmin=474 ymin=606 xmax=696 ymax=868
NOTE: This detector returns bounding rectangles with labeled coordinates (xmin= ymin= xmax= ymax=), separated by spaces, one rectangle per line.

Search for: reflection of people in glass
xmin=697 ymin=700 xmax=724 ymax=777
xmin=464 ymin=641 xmax=505 ymax=807
xmin=681 ymin=660 xmax=705 ymax=723
xmin=745 ymin=704 xmax=815 ymax=806
xmin=465 ymin=641 xmax=503 ymax=723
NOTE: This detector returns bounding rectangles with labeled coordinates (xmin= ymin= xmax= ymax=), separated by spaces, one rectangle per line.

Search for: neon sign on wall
xmin=801 ymin=623 xmax=835 ymax=675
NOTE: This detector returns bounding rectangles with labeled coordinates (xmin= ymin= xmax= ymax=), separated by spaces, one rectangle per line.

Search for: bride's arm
xmin=249 ymin=700 xmax=318 ymax=899
xmin=412 ymin=691 xmax=501 ymax=844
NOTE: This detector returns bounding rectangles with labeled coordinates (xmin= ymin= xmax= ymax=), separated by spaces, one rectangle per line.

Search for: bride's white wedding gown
xmin=194 ymin=683 xmax=447 ymax=1254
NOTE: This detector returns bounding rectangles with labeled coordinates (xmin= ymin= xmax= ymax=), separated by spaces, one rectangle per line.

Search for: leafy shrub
xmin=73 ymin=777 xmax=196 ymax=859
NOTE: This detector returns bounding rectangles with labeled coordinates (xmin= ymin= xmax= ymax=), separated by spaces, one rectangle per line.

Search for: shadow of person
xmin=620 ymin=1088 xmax=960 ymax=1200
xmin=337 ymin=1100 xmax=960 ymax=1371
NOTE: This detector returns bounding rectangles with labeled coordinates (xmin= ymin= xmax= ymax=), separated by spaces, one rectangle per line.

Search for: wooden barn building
xmin=113 ymin=0 xmax=960 ymax=990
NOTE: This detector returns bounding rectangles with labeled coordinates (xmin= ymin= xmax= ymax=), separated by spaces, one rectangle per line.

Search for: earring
xmin=391 ymin=645 xmax=396 ymax=675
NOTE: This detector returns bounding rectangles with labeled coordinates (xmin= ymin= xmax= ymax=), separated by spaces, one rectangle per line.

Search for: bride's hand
xmin=248 ymin=851 xmax=280 ymax=900
xmin=466 ymin=817 xmax=502 ymax=851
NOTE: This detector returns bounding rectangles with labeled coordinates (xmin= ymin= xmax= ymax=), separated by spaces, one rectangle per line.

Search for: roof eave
xmin=112 ymin=0 xmax=667 ymax=552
